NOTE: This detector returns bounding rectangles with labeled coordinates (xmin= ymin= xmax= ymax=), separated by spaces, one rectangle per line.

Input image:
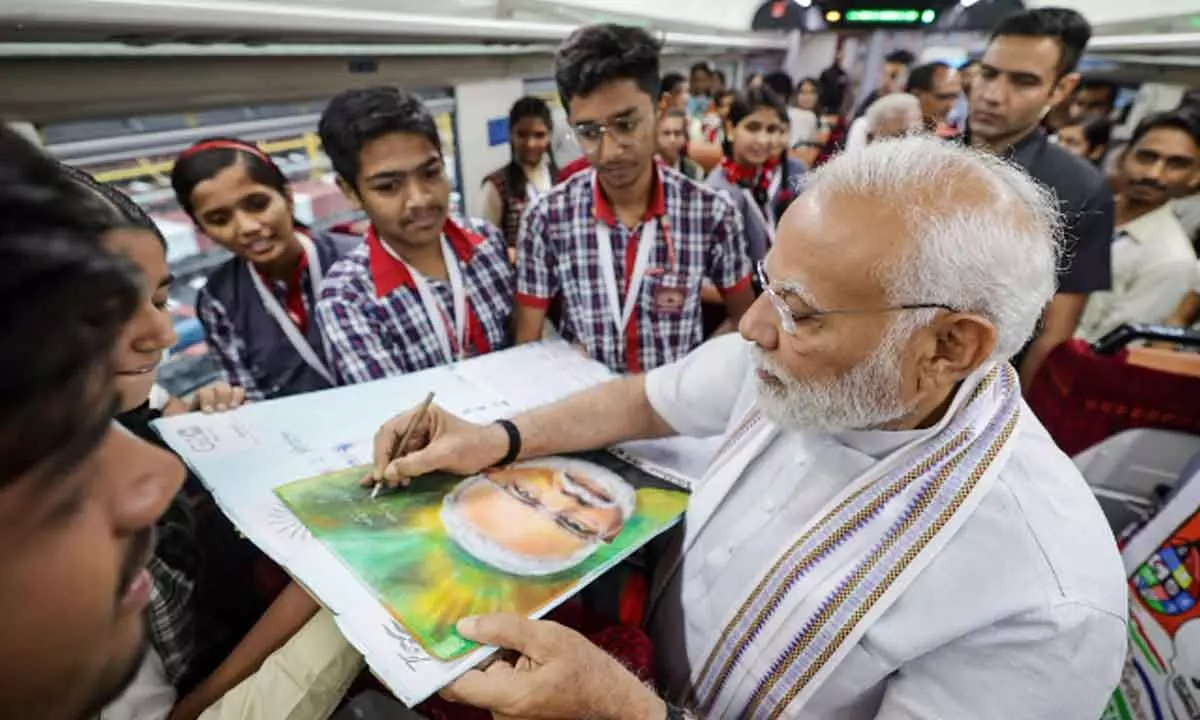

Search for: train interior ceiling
xmin=1 ymin=0 xmax=1197 ymax=392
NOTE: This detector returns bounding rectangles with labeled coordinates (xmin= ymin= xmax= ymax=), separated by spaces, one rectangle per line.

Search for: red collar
xmin=592 ymin=164 xmax=666 ymax=227
xmin=721 ymin=157 xmax=776 ymax=194
xmin=254 ymin=244 xmax=311 ymax=332
xmin=366 ymin=218 xmax=482 ymax=298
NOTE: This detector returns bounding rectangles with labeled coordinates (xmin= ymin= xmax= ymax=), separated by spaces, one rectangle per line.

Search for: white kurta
xmin=645 ymin=334 xmax=1128 ymax=719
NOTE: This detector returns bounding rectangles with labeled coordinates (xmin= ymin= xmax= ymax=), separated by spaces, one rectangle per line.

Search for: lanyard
xmin=382 ymin=237 xmax=468 ymax=364
xmin=247 ymin=232 xmax=334 ymax=385
xmin=596 ymin=217 xmax=658 ymax=342
xmin=741 ymin=166 xmax=783 ymax=245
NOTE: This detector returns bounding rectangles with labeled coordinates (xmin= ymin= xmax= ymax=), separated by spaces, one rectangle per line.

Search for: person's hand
xmin=367 ymin=405 xmax=508 ymax=488
xmin=440 ymin=614 xmax=665 ymax=720
xmin=189 ymin=382 xmax=247 ymax=413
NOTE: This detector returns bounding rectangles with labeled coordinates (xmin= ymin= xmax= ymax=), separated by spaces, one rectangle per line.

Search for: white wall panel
xmin=454 ymin=77 xmax=524 ymax=219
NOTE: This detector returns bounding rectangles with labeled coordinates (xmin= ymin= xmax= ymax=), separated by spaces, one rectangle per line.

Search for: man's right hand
xmin=367 ymin=405 xmax=509 ymax=488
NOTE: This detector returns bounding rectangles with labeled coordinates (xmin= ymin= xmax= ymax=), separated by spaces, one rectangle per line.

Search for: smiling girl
xmin=172 ymin=139 xmax=358 ymax=401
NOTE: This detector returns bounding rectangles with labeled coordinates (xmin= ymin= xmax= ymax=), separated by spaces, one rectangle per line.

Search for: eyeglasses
xmin=756 ymin=262 xmax=957 ymax=335
xmin=489 ymin=474 xmax=608 ymax=542
xmin=572 ymin=114 xmax=645 ymax=153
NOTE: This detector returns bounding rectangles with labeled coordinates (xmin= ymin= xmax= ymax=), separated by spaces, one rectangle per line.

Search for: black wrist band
xmin=494 ymin=419 xmax=521 ymax=466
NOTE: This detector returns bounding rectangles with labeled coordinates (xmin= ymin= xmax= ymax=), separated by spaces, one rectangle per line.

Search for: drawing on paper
xmin=1108 ymin=510 xmax=1200 ymax=719
xmin=275 ymin=451 xmax=688 ymax=660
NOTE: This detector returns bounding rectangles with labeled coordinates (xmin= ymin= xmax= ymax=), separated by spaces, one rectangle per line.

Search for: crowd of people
xmin=1 ymin=4 xmax=1199 ymax=720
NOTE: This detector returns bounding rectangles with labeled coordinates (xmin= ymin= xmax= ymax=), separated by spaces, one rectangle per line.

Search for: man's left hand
xmin=441 ymin=614 xmax=665 ymax=720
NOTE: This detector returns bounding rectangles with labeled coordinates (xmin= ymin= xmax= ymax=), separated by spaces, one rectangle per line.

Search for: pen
xmin=371 ymin=391 xmax=436 ymax=500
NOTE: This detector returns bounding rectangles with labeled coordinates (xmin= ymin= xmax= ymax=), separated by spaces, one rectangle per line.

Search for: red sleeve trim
xmin=515 ymin=292 xmax=552 ymax=310
xmin=719 ymin=273 xmax=753 ymax=296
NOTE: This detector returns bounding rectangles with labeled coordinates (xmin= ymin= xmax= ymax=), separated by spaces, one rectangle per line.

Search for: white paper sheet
xmin=154 ymin=341 xmax=712 ymax=706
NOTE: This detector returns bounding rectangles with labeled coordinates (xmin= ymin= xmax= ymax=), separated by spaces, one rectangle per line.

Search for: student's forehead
xmin=357 ymin=132 xmax=440 ymax=175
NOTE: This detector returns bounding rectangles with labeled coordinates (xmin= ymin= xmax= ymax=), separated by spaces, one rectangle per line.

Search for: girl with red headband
xmin=172 ymin=138 xmax=358 ymax=400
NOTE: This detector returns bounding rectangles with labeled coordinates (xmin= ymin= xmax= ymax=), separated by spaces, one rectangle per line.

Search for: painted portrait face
xmin=440 ymin=458 xmax=635 ymax=577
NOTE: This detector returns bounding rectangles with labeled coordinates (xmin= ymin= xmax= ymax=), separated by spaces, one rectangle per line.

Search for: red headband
xmin=178 ymin=139 xmax=273 ymax=164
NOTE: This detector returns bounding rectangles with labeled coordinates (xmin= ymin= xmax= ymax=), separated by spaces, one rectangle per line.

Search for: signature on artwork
xmin=267 ymin=502 xmax=313 ymax=543
xmin=384 ymin=621 xmax=432 ymax=670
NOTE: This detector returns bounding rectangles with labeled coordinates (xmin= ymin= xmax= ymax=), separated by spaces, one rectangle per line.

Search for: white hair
xmin=864 ymin=93 xmax=922 ymax=136
xmin=440 ymin=457 xmax=636 ymax=577
xmin=805 ymin=135 xmax=1063 ymax=360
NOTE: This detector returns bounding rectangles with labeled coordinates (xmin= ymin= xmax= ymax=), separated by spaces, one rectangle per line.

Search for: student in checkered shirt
xmin=315 ymin=88 xmax=514 ymax=384
xmin=514 ymin=25 xmax=756 ymax=375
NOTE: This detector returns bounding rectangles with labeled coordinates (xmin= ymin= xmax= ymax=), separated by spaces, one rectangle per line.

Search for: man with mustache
xmin=0 ymin=126 xmax=184 ymax=719
xmin=1077 ymin=111 xmax=1200 ymax=342
xmin=315 ymin=87 xmax=514 ymax=383
xmin=371 ymin=136 xmax=1127 ymax=719
xmin=513 ymin=24 xmax=755 ymax=374
xmin=967 ymin=8 xmax=1115 ymax=391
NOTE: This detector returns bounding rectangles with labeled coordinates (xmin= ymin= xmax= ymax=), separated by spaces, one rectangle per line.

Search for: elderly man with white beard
xmin=369 ymin=135 xmax=1127 ymax=720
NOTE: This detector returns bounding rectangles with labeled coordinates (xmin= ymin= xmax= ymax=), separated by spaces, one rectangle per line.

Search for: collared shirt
xmin=316 ymin=218 xmax=513 ymax=384
xmin=1078 ymin=202 xmax=1200 ymax=343
xmin=997 ymin=128 xmax=1116 ymax=295
xmin=516 ymin=165 xmax=752 ymax=374
xmin=197 ymin=264 xmax=321 ymax=401
xmin=644 ymin=334 xmax=1127 ymax=718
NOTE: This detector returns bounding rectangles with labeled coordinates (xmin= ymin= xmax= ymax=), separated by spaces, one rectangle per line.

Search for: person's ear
xmin=1049 ymin=71 xmax=1081 ymax=111
xmin=335 ymin=176 xmax=363 ymax=211
xmin=925 ymin=313 xmax=997 ymax=384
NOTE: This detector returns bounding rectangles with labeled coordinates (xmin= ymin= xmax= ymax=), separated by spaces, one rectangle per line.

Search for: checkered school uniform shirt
xmin=316 ymin=218 xmax=513 ymax=384
xmin=196 ymin=270 xmax=320 ymax=401
xmin=516 ymin=165 xmax=752 ymax=374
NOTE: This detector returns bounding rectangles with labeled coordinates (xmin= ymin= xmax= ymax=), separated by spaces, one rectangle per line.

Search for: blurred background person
xmin=656 ymin=109 xmax=704 ymax=181
xmin=854 ymin=49 xmax=916 ymax=120
xmin=864 ymin=93 xmax=924 ymax=145
xmin=687 ymin=62 xmax=715 ymax=119
xmin=1071 ymin=77 xmax=1120 ymax=123
xmin=907 ymin=61 xmax=963 ymax=137
xmin=1077 ymin=111 xmax=1200 ymax=343
xmin=482 ymin=96 xmax=558 ymax=251
xmin=947 ymin=58 xmax=980 ymax=129
xmin=1056 ymin=115 xmax=1113 ymax=166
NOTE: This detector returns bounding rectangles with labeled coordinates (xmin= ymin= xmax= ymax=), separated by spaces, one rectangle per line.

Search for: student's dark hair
xmin=171 ymin=137 xmax=291 ymax=222
xmin=990 ymin=8 xmax=1093 ymax=77
xmin=689 ymin=61 xmax=713 ymax=78
xmin=56 ymin=163 xmax=166 ymax=250
xmin=1076 ymin=77 xmax=1119 ymax=108
xmin=501 ymin=96 xmax=559 ymax=200
xmin=762 ymin=72 xmax=794 ymax=104
xmin=318 ymin=86 xmax=441 ymax=188
xmin=906 ymin=62 xmax=951 ymax=93
xmin=885 ymin=49 xmax=916 ymax=67
xmin=1127 ymin=111 xmax=1200 ymax=151
xmin=554 ymin=24 xmax=662 ymax=108
xmin=0 ymin=127 xmax=141 ymax=488
xmin=661 ymin=72 xmax=687 ymax=100
xmin=714 ymin=69 xmax=727 ymax=85
xmin=1070 ymin=115 xmax=1114 ymax=155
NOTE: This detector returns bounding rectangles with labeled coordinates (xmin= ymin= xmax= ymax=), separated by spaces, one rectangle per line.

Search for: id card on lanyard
xmin=248 ymin=232 xmax=335 ymax=385
xmin=403 ymin=238 xmax=469 ymax=364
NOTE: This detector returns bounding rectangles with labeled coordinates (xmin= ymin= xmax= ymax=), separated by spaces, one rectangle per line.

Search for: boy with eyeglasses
xmin=514 ymin=24 xmax=755 ymax=374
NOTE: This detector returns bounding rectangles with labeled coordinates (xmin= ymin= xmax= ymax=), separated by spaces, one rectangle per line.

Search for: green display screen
xmin=842 ymin=8 xmax=938 ymax=24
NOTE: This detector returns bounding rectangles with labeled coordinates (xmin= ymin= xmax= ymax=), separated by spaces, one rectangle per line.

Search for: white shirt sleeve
xmin=644 ymin=333 xmax=751 ymax=438
xmin=874 ymin=602 xmax=1126 ymax=720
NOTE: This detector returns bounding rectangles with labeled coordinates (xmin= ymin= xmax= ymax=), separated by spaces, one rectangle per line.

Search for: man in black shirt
xmin=818 ymin=44 xmax=850 ymax=115
xmin=968 ymin=7 xmax=1115 ymax=391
